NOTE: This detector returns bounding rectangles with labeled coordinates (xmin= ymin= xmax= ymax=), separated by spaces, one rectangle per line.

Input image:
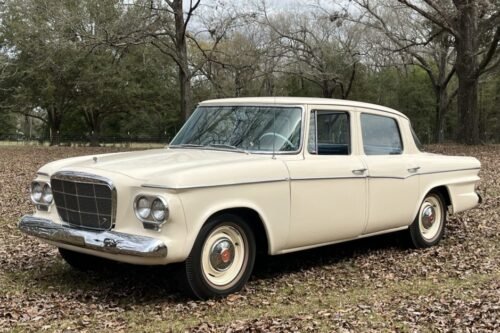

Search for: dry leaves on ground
xmin=0 ymin=144 xmax=498 ymax=332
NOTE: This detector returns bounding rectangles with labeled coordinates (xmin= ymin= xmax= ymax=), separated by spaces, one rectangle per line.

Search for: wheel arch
xmin=411 ymin=184 xmax=452 ymax=224
xmin=206 ymin=207 xmax=269 ymax=256
xmin=186 ymin=204 xmax=273 ymax=258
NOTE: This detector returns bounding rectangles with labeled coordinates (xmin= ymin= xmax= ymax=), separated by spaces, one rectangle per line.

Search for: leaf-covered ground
xmin=0 ymin=144 xmax=498 ymax=332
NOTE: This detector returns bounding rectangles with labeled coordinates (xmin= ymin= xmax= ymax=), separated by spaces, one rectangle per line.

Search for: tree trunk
xmin=173 ymin=0 xmax=193 ymax=121
xmin=454 ymin=1 xmax=480 ymax=144
xmin=50 ymin=121 xmax=61 ymax=146
xmin=89 ymin=114 xmax=101 ymax=147
xmin=179 ymin=66 xmax=193 ymax=121
xmin=434 ymin=86 xmax=449 ymax=143
xmin=321 ymin=80 xmax=335 ymax=98
xmin=47 ymin=106 xmax=62 ymax=146
xmin=456 ymin=78 xmax=479 ymax=144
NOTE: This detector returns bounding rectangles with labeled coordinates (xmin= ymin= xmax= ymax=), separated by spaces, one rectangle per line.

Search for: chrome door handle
xmin=408 ymin=166 xmax=421 ymax=173
xmin=352 ymin=168 xmax=367 ymax=175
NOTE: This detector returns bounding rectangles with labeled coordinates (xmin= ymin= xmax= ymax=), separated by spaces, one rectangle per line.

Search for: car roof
xmin=199 ymin=97 xmax=408 ymax=119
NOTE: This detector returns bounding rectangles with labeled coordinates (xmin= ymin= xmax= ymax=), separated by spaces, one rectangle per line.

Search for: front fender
xmin=177 ymin=181 xmax=290 ymax=258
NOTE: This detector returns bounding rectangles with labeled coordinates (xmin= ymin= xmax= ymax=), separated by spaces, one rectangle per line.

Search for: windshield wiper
xmin=207 ymin=143 xmax=249 ymax=154
xmin=169 ymin=143 xmax=205 ymax=149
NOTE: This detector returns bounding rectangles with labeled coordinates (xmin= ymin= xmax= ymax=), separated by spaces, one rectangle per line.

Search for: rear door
xmin=359 ymin=111 xmax=419 ymax=234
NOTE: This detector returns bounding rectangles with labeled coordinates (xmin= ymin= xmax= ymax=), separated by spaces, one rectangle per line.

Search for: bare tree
xmin=354 ymin=0 xmax=457 ymax=142
xmin=393 ymin=0 xmax=500 ymax=144
xmin=191 ymin=11 xmax=280 ymax=98
xmin=260 ymin=3 xmax=361 ymax=99
xmin=89 ymin=0 xmax=201 ymax=120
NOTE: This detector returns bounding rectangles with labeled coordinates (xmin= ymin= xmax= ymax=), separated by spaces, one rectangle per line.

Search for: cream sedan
xmin=19 ymin=97 xmax=482 ymax=299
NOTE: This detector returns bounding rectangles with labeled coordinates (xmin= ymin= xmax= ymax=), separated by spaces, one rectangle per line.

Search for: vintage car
xmin=19 ymin=97 xmax=482 ymax=299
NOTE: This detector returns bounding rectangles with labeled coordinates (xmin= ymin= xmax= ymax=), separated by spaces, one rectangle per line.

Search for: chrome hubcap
xmin=418 ymin=195 xmax=443 ymax=242
xmin=202 ymin=224 xmax=247 ymax=287
xmin=421 ymin=205 xmax=436 ymax=229
xmin=209 ymin=238 xmax=235 ymax=271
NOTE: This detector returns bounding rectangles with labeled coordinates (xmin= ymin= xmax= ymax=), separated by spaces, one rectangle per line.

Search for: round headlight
xmin=31 ymin=182 xmax=43 ymax=203
xmin=136 ymin=196 xmax=151 ymax=219
xmin=151 ymin=198 xmax=168 ymax=222
xmin=42 ymin=184 xmax=53 ymax=204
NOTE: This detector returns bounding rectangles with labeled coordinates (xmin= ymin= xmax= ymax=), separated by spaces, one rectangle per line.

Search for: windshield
xmin=170 ymin=105 xmax=303 ymax=153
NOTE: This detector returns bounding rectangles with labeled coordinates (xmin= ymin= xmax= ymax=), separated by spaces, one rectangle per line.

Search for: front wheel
xmin=409 ymin=192 xmax=446 ymax=248
xmin=183 ymin=213 xmax=256 ymax=299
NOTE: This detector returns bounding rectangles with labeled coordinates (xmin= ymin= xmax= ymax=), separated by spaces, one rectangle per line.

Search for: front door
xmin=285 ymin=109 xmax=367 ymax=249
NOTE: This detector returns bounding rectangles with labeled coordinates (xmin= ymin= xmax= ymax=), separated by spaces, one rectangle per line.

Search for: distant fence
xmin=0 ymin=133 xmax=174 ymax=146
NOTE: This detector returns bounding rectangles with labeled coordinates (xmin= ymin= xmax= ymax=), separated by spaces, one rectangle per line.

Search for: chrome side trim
xmin=290 ymin=167 xmax=481 ymax=182
xmin=368 ymin=167 xmax=481 ymax=180
xmin=141 ymin=168 xmax=479 ymax=190
xmin=291 ymin=176 xmax=366 ymax=181
xmin=18 ymin=215 xmax=168 ymax=258
xmin=141 ymin=178 xmax=289 ymax=190
xmin=419 ymin=167 xmax=480 ymax=176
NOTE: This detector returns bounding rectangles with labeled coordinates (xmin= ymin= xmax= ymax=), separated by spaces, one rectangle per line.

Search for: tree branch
xmin=477 ymin=26 xmax=500 ymax=76
xmin=396 ymin=0 xmax=457 ymax=35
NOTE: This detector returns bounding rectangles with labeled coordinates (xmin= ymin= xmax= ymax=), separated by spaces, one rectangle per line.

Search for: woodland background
xmin=0 ymin=0 xmax=499 ymax=146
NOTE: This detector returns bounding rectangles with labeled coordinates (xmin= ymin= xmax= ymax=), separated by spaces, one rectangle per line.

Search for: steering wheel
xmin=258 ymin=132 xmax=296 ymax=150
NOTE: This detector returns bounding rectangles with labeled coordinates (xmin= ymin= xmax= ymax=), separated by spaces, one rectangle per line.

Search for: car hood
xmin=38 ymin=148 xmax=289 ymax=189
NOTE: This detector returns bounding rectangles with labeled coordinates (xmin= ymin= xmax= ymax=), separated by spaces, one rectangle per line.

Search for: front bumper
xmin=18 ymin=215 xmax=168 ymax=258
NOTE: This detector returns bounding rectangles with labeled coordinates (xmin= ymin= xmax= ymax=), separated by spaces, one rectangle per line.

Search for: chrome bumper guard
xmin=18 ymin=215 xmax=168 ymax=258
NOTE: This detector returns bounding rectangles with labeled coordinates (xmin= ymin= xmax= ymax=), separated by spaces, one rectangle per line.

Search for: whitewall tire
xmin=409 ymin=192 xmax=446 ymax=248
xmin=183 ymin=213 xmax=256 ymax=299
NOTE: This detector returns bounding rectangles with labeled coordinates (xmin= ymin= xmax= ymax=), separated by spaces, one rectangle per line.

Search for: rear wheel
xmin=183 ymin=213 xmax=256 ymax=299
xmin=409 ymin=192 xmax=446 ymax=248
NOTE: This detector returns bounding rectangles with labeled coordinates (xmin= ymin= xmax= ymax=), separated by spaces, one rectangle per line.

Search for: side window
xmin=361 ymin=113 xmax=403 ymax=155
xmin=308 ymin=111 xmax=350 ymax=155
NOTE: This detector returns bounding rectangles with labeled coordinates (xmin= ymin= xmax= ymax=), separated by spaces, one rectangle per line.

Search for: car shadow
xmin=32 ymin=230 xmax=410 ymax=304
xmin=252 ymin=230 xmax=409 ymax=280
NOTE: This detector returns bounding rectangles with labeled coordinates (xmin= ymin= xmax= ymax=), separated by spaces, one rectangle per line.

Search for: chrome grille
xmin=51 ymin=172 xmax=116 ymax=231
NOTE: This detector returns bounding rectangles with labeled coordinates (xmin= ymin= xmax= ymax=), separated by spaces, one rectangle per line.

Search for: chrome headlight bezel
xmin=41 ymin=183 xmax=53 ymax=204
xmin=31 ymin=181 xmax=53 ymax=209
xmin=134 ymin=195 xmax=169 ymax=231
xmin=135 ymin=196 xmax=152 ymax=220
xmin=151 ymin=198 xmax=169 ymax=222
xmin=30 ymin=182 xmax=43 ymax=204
xmin=30 ymin=180 xmax=54 ymax=212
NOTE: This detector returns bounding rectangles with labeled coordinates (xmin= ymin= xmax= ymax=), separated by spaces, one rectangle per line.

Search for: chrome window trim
xmin=141 ymin=178 xmax=289 ymax=191
xmin=51 ymin=171 xmax=117 ymax=231
xmin=308 ymin=110 xmax=352 ymax=156
xmin=200 ymin=100 xmax=410 ymax=120
xmin=169 ymin=104 xmax=306 ymax=156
